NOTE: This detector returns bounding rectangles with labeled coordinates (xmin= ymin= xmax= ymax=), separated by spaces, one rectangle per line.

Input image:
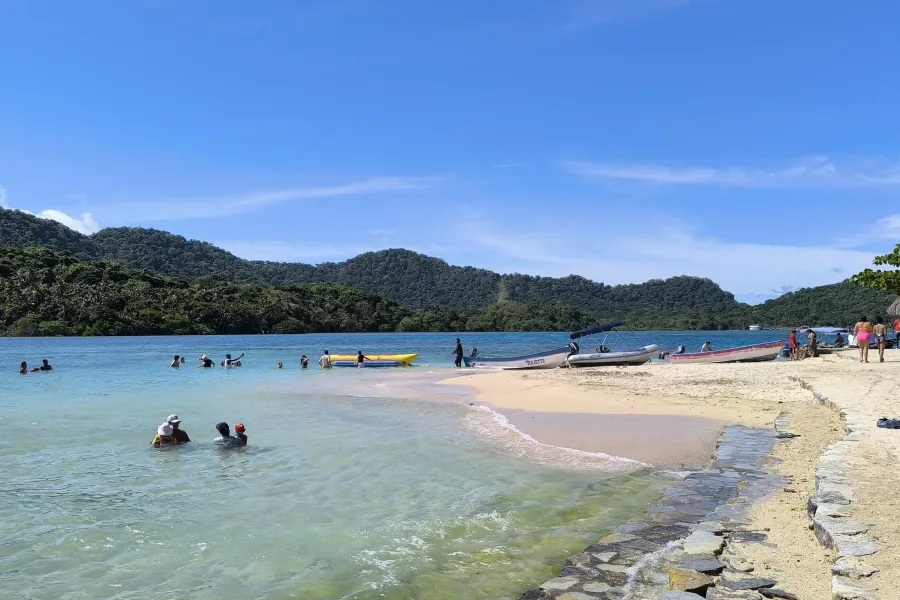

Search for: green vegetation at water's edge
xmin=1 ymin=207 xmax=896 ymax=332
xmin=0 ymin=247 xmax=599 ymax=336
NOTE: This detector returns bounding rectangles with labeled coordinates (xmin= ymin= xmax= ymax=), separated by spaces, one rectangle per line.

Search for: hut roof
xmin=889 ymin=297 xmax=900 ymax=316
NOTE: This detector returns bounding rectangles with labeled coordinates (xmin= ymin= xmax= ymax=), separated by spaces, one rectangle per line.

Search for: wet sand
xmin=504 ymin=411 xmax=724 ymax=466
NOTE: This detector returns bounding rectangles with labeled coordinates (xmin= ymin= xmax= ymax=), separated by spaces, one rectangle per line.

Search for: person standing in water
xmin=873 ymin=316 xmax=888 ymax=363
xmin=170 ymin=355 xmax=181 ymax=368
xmin=198 ymin=354 xmax=215 ymax=368
xmin=214 ymin=422 xmax=246 ymax=447
xmin=700 ymin=341 xmax=712 ymax=353
xmin=301 ymin=355 xmax=309 ymax=369
xmin=165 ymin=414 xmax=190 ymax=444
xmin=452 ymin=338 xmax=464 ymax=368
xmin=318 ymin=350 xmax=332 ymax=369
xmin=18 ymin=361 xmax=28 ymax=374
xmin=855 ymin=316 xmax=872 ymax=363
xmin=31 ymin=359 xmax=53 ymax=372
xmin=224 ymin=353 xmax=244 ymax=368
xmin=234 ymin=423 xmax=248 ymax=445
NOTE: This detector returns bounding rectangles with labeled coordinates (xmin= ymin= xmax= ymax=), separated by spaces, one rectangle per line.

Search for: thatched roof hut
xmin=888 ymin=297 xmax=900 ymax=317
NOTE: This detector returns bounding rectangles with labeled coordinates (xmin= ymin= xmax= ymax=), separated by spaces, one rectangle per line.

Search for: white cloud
xmin=30 ymin=209 xmax=100 ymax=235
xmin=560 ymin=156 xmax=900 ymax=189
xmin=459 ymin=218 xmax=875 ymax=304
xmin=106 ymin=176 xmax=431 ymax=222
xmin=0 ymin=186 xmax=100 ymax=234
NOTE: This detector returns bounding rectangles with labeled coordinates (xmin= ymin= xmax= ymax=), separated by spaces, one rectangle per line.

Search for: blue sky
xmin=2 ymin=0 xmax=899 ymax=303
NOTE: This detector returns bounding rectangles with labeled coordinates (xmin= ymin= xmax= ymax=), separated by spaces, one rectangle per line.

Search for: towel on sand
xmin=876 ymin=417 xmax=900 ymax=429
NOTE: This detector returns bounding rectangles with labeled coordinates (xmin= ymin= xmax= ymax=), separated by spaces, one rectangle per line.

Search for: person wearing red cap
xmin=235 ymin=423 xmax=247 ymax=446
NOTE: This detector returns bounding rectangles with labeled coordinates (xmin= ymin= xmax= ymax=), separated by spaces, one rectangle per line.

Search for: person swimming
xmin=234 ymin=422 xmax=248 ymax=446
xmin=277 ymin=361 xmax=283 ymax=369
xmin=27 ymin=359 xmax=53 ymax=372
xmin=214 ymin=422 xmax=246 ymax=447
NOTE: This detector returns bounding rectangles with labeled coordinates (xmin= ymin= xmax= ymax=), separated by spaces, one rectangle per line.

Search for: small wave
xmin=465 ymin=405 xmax=645 ymax=472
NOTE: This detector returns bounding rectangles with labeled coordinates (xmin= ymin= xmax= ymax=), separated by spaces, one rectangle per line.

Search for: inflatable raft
xmin=329 ymin=353 xmax=418 ymax=367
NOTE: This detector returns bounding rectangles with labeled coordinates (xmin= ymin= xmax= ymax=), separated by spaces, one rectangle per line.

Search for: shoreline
xmin=441 ymin=356 xmax=893 ymax=599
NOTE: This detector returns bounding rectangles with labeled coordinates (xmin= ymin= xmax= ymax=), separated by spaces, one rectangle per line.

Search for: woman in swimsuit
xmin=873 ymin=316 xmax=888 ymax=363
xmin=855 ymin=315 xmax=872 ymax=363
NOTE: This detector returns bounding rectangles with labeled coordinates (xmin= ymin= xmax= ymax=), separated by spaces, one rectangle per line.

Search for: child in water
xmin=151 ymin=422 xmax=178 ymax=447
xmin=235 ymin=423 xmax=247 ymax=445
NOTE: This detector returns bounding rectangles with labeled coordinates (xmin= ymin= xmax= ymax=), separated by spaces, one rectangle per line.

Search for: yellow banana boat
xmin=328 ymin=353 xmax=418 ymax=365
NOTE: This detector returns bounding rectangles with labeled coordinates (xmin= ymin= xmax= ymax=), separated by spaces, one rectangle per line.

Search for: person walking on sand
xmin=452 ymin=338 xmax=464 ymax=368
xmin=873 ymin=317 xmax=888 ymax=363
xmin=855 ymin=316 xmax=872 ymax=363
xmin=788 ymin=329 xmax=798 ymax=361
xmin=356 ymin=351 xmax=369 ymax=368
xmin=318 ymin=350 xmax=332 ymax=369
xmin=807 ymin=328 xmax=818 ymax=358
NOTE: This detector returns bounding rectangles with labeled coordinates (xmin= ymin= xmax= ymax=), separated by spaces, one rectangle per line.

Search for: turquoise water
xmin=0 ymin=331 xmax=785 ymax=600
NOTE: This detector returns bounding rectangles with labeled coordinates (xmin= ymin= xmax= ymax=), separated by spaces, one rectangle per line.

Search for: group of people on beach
xmin=150 ymin=414 xmax=247 ymax=448
xmin=851 ymin=316 xmax=900 ymax=363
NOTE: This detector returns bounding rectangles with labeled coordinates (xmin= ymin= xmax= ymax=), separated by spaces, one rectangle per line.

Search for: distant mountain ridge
xmin=0 ymin=207 xmax=894 ymax=327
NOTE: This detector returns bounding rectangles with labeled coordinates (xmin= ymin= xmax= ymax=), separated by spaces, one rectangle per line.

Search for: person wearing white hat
xmin=166 ymin=414 xmax=190 ymax=444
xmin=150 ymin=422 xmax=177 ymax=448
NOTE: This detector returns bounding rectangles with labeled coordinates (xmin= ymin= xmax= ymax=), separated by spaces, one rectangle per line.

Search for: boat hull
xmin=332 ymin=360 xmax=406 ymax=368
xmin=329 ymin=353 xmax=417 ymax=365
xmin=669 ymin=340 xmax=784 ymax=364
xmin=566 ymin=344 xmax=660 ymax=367
xmin=463 ymin=346 xmax=573 ymax=370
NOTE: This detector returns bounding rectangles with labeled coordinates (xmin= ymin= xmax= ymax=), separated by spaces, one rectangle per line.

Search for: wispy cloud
xmin=105 ymin=176 xmax=431 ymax=223
xmin=560 ymin=156 xmax=900 ymax=189
xmin=458 ymin=216 xmax=875 ymax=305
xmin=561 ymin=0 xmax=702 ymax=30
xmin=0 ymin=186 xmax=100 ymax=235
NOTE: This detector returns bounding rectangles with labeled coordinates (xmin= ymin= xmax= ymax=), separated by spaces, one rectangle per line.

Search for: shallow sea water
xmin=0 ymin=331 xmax=785 ymax=599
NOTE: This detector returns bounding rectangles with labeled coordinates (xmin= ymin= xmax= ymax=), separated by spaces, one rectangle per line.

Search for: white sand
xmin=442 ymin=352 xmax=900 ymax=599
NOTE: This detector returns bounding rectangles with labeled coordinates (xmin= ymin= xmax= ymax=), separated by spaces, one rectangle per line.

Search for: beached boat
xmin=565 ymin=321 xmax=659 ymax=367
xmin=669 ymin=340 xmax=784 ymax=364
xmin=329 ymin=353 xmax=417 ymax=366
xmin=463 ymin=345 xmax=576 ymax=370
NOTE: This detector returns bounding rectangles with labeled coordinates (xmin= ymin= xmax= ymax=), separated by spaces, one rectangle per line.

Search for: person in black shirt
xmin=357 ymin=351 xmax=369 ymax=368
xmin=166 ymin=414 xmax=190 ymax=444
xmin=198 ymin=354 xmax=214 ymax=368
xmin=452 ymin=338 xmax=464 ymax=368
xmin=301 ymin=355 xmax=309 ymax=368
xmin=31 ymin=359 xmax=53 ymax=372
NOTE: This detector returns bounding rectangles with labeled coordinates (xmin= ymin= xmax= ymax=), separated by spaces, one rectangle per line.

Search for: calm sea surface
xmin=0 ymin=331 xmax=788 ymax=600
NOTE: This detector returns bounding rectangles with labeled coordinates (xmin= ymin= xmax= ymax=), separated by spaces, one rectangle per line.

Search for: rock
xmin=598 ymin=532 xmax=637 ymax=543
xmin=519 ymin=591 xmax=547 ymax=600
xmin=679 ymin=555 xmax=726 ymax=574
xmin=759 ymin=589 xmax=800 ymax=600
xmin=833 ymin=557 xmax=878 ymax=579
xmin=661 ymin=592 xmax=705 ymax=599
xmin=596 ymin=564 xmax=629 ymax=574
xmin=683 ymin=531 xmax=725 ymax=555
xmin=557 ymin=593 xmax=600 ymax=600
xmin=836 ymin=536 xmax=878 ymax=558
xmin=831 ymin=575 xmax=877 ymax=600
xmin=719 ymin=571 xmax=777 ymax=590
xmin=539 ymin=577 xmax=579 ymax=591
xmin=812 ymin=516 xmax=870 ymax=547
xmin=696 ymin=521 xmax=726 ymax=534
xmin=707 ymin=589 xmax=764 ymax=599
xmin=668 ymin=568 xmax=713 ymax=594
xmin=582 ymin=582 xmax=611 ymax=594
xmin=590 ymin=551 xmax=617 ymax=563
xmin=723 ymin=555 xmax=755 ymax=573
xmin=728 ymin=531 xmax=768 ymax=543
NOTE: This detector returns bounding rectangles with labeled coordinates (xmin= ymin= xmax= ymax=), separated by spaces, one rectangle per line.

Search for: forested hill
xmin=0 ymin=208 xmax=745 ymax=314
xmin=0 ymin=207 xmax=894 ymax=327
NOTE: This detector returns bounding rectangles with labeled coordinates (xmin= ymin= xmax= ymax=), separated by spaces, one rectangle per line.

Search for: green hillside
xmin=0 ymin=207 xmax=894 ymax=329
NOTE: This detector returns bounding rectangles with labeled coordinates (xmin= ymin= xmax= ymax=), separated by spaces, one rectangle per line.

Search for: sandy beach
xmin=443 ymin=351 xmax=900 ymax=599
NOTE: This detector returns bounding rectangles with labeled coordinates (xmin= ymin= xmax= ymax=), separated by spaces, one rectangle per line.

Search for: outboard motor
xmin=568 ymin=342 xmax=579 ymax=356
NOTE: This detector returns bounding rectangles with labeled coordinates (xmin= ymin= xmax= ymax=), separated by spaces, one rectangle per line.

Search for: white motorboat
xmin=669 ymin=340 xmax=784 ymax=364
xmin=463 ymin=344 xmax=576 ymax=370
xmin=565 ymin=321 xmax=659 ymax=367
